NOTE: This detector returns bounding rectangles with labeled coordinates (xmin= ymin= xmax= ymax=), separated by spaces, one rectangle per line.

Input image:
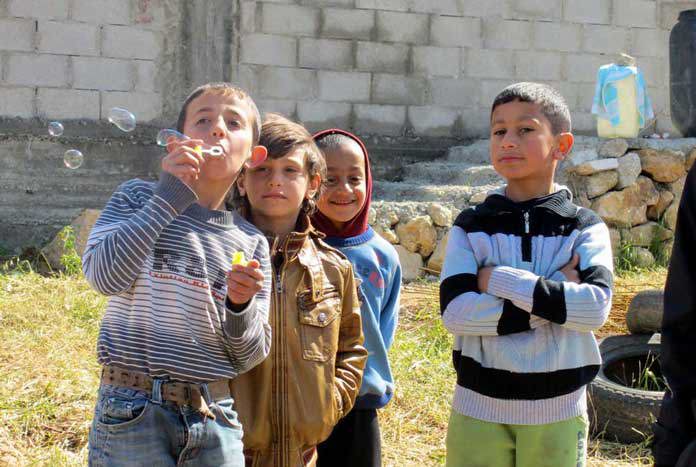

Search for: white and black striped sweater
xmin=439 ymin=186 xmax=613 ymax=425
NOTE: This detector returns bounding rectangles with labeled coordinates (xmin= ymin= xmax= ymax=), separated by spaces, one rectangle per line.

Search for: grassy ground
xmin=0 ymin=266 xmax=665 ymax=466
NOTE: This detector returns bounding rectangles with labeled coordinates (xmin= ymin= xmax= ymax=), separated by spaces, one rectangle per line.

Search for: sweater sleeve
xmin=82 ymin=173 xmax=197 ymax=295
xmin=653 ymin=164 xmax=696 ymax=465
xmin=439 ymin=226 xmax=549 ymax=336
xmin=486 ymin=221 xmax=613 ymax=332
xmin=221 ymin=236 xmax=272 ymax=375
xmin=379 ymin=252 xmax=401 ymax=350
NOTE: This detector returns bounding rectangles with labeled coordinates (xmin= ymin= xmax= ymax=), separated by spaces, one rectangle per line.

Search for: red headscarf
xmin=311 ymin=129 xmax=373 ymax=238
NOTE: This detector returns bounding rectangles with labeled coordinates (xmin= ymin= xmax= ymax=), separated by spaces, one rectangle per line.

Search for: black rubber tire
xmin=588 ymin=334 xmax=665 ymax=443
xmin=626 ymin=289 xmax=664 ymax=335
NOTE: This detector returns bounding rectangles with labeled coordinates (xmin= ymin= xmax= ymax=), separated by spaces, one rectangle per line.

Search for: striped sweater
xmin=82 ymin=172 xmax=272 ymax=383
xmin=439 ymin=186 xmax=613 ymax=425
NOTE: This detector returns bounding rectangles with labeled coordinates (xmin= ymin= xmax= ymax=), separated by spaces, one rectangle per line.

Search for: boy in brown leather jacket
xmin=230 ymin=113 xmax=367 ymax=467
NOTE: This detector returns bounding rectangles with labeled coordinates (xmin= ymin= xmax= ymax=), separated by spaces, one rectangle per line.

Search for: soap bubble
xmin=156 ymin=128 xmax=188 ymax=147
xmin=48 ymin=121 xmax=64 ymax=137
xmin=64 ymin=149 xmax=84 ymax=169
xmin=108 ymin=107 xmax=136 ymax=132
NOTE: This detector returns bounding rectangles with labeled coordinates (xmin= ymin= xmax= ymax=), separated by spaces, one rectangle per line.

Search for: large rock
xmin=664 ymin=200 xmax=680 ymax=231
xmin=647 ymin=190 xmax=674 ymax=221
xmin=394 ymin=245 xmax=423 ymax=281
xmin=41 ymin=209 xmax=101 ymax=271
xmin=669 ymin=175 xmax=687 ymax=201
xmin=571 ymin=158 xmax=619 ymax=176
xmin=374 ymin=223 xmax=399 ymax=244
xmin=616 ymin=152 xmax=642 ymax=189
xmin=637 ymin=149 xmax=686 ymax=183
xmin=428 ymin=203 xmax=453 ymax=227
xmin=591 ymin=183 xmax=648 ymax=227
xmin=636 ymin=176 xmax=660 ymax=206
xmin=626 ymin=289 xmax=663 ymax=334
xmin=598 ymin=138 xmax=629 ymax=158
xmin=395 ymin=215 xmax=438 ymax=257
xmin=427 ymin=232 xmax=449 ymax=273
xmin=585 ymin=170 xmax=619 ymax=198
xmin=631 ymin=247 xmax=656 ymax=268
xmin=623 ymin=222 xmax=673 ymax=247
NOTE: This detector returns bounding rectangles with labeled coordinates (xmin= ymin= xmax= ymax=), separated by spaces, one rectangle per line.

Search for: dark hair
xmin=314 ymin=132 xmax=364 ymax=155
xmin=176 ymin=82 xmax=262 ymax=145
xmin=235 ymin=113 xmax=326 ymax=214
xmin=491 ymin=82 xmax=571 ymax=134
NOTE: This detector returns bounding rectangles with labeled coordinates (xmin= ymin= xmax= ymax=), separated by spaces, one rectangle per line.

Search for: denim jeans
xmin=88 ymin=381 xmax=244 ymax=467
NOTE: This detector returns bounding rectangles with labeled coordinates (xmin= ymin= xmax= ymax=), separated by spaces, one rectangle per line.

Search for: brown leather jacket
xmin=230 ymin=217 xmax=367 ymax=467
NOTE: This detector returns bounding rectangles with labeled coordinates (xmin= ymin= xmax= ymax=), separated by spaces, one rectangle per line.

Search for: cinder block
xmin=135 ymin=60 xmax=157 ymax=92
xmin=572 ymin=112 xmax=596 ymax=133
xmin=299 ymin=38 xmax=353 ymax=70
xmin=101 ymin=91 xmax=162 ymax=122
xmin=0 ymin=19 xmax=35 ymax=52
xmin=556 ymin=81 xmax=580 ymax=110
xmin=322 ymin=8 xmax=374 ymax=40
xmin=613 ymin=0 xmax=656 ymax=28
xmin=462 ymin=109 xmax=492 ymax=138
xmin=430 ymin=78 xmax=478 ymax=108
xmin=0 ymin=87 xmax=35 ymax=118
xmin=583 ymin=25 xmax=628 ymax=54
xmin=257 ymin=66 xmax=317 ymax=100
xmin=240 ymin=34 xmax=297 ymax=67
xmin=356 ymin=41 xmax=408 ymax=73
xmin=480 ymin=79 xmax=516 ymax=108
xmin=376 ymin=11 xmax=428 ymax=44
xmin=533 ymin=22 xmax=581 ymax=52
xmin=636 ymin=57 xmax=666 ymax=87
xmin=297 ymin=101 xmax=352 ymax=131
xmin=565 ymin=54 xmax=609 ymax=83
xmin=408 ymin=106 xmax=460 ymax=137
xmin=515 ymin=51 xmax=562 ymax=81
xmin=73 ymin=57 xmax=133 ymax=91
xmin=6 ymin=54 xmax=68 ymax=87
xmin=483 ymin=18 xmax=532 ymax=50
xmin=38 ymin=21 xmax=99 ymax=56
xmin=466 ymin=49 xmax=515 ymax=79
xmin=372 ymin=74 xmax=427 ymax=105
xmin=630 ymin=28 xmax=669 ymax=58
xmin=318 ymin=71 xmax=371 ymax=102
xmin=431 ymin=16 xmax=481 ymax=48
xmin=301 ymin=0 xmax=354 ymax=6
xmin=412 ymin=46 xmax=460 ymax=78
xmin=256 ymin=99 xmax=297 ymax=119
xmin=354 ymin=104 xmax=405 ymax=136
xmin=102 ymin=26 xmax=161 ymax=60
xmin=511 ymin=0 xmax=561 ymax=21
xmin=457 ymin=0 xmax=511 ymax=17
xmin=261 ymin=4 xmax=319 ymax=36
xmin=576 ymin=83 xmax=598 ymax=112
xmin=37 ymin=88 xmax=100 ymax=119
xmin=8 ymin=0 xmax=68 ymax=20
xmin=355 ymin=0 xmax=409 ymax=11
xmin=240 ymin=1 xmax=256 ymax=33
xmin=72 ymin=0 xmax=131 ymax=25
xmin=656 ymin=114 xmax=676 ymax=135
xmin=647 ymin=86 xmax=665 ymax=115
xmin=563 ymin=0 xmax=610 ymax=24
xmin=409 ymin=0 xmax=460 ymax=15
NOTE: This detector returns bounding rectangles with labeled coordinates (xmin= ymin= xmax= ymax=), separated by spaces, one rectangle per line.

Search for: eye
xmin=492 ymin=128 xmax=506 ymax=136
xmin=284 ymin=166 xmax=299 ymax=173
xmin=350 ymin=176 xmax=362 ymax=184
xmin=325 ymin=176 xmax=338 ymax=186
xmin=227 ymin=119 xmax=241 ymax=128
xmin=196 ymin=118 xmax=210 ymax=126
xmin=520 ymin=127 xmax=534 ymax=134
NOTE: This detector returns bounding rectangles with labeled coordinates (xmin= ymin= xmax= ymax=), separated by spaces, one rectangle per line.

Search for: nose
xmin=210 ymin=116 xmax=226 ymax=139
xmin=501 ymin=131 xmax=518 ymax=149
xmin=268 ymin=168 xmax=282 ymax=186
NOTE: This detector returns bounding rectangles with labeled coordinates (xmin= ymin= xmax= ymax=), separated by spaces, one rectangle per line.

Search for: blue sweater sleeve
xmin=379 ymin=254 xmax=401 ymax=350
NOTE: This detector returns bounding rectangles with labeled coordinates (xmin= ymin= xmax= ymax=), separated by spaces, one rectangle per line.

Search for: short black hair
xmin=491 ymin=82 xmax=571 ymax=134
xmin=315 ymin=133 xmax=360 ymax=153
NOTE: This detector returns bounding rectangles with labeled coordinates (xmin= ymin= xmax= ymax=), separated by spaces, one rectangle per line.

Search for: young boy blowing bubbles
xmin=83 ymin=82 xmax=270 ymax=466
xmin=440 ymin=82 xmax=614 ymax=467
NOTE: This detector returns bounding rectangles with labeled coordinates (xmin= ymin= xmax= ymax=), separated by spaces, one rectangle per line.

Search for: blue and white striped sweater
xmin=83 ymin=172 xmax=272 ymax=383
xmin=440 ymin=186 xmax=613 ymax=424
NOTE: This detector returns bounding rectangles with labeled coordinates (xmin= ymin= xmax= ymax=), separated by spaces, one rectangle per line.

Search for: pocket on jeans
xmin=214 ymin=398 xmax=244 ymax=432
xmin=96 ymin=393 xmax=149 ymax=430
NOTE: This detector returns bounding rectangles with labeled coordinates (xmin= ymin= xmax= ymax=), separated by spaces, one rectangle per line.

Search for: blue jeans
xmin=88 ymin=382 xmax=244 ymax=466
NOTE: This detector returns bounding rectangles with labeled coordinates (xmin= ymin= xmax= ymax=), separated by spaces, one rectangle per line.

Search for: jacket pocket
xmin=297 ymin=288 xmax=341 ymax=362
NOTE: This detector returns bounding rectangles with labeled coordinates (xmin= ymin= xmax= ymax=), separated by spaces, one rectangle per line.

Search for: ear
xmin=554 ymin=133 xmax=574 ymax=161
xmin=306 ymin=173 xmax=321 ymax=200
xmin=246 ymin=145 xmax=268 ymax=169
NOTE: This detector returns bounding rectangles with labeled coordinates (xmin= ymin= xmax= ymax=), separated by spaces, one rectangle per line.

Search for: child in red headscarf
xmin=312 ymin=130 xmax=402 ymax=467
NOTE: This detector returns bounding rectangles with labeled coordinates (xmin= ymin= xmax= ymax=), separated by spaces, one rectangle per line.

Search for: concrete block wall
xmin=0 ymin=0 xmax=165 ymax=123
xmin=235 ymin=0 xmax=683 ymax=138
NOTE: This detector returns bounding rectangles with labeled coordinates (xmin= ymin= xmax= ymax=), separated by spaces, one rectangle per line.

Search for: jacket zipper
xmin=522 ymin=211 xmax=532 ymax=262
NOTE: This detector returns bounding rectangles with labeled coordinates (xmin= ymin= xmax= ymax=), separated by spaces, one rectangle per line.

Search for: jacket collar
xmin=478 ymin=185 xmax=577 ymax=218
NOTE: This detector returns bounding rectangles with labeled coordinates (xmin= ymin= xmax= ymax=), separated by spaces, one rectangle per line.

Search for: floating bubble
xmin=64 ymin=149 xmax=84 ymax=169
xmin=48 ymin=121 xmax=64 ymax=137
xmin=108 ymin=107 xmax=136 ymax=132
xmin=156 ymin=128 xmax=188 ymax=147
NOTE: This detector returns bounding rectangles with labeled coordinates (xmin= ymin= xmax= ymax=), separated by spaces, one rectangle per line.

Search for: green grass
xmin=0 ymin=273 xmax=655 ymax=466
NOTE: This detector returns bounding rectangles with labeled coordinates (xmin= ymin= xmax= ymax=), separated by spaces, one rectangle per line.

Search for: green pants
xmin=445 ymin=410 xmax=588 ymax=467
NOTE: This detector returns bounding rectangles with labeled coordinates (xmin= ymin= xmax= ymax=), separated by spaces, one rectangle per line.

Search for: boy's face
xmin=182 ymin=91 xmax=264 ymax=183
xmin=490 ymin=100 xmax=570 ymax=184
xmin=316 ymin=141 xmax=367 ymax=229
xmin=238 ymin=148 xmax=320 ymax=227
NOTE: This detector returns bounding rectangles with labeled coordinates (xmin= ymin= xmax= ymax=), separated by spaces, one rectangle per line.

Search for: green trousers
xmin=445 ymin=410 xmax=588 ymax=467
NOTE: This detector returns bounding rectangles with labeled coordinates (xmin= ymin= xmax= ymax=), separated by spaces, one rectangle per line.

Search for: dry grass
xmin=0 ymin=267 xmax=666 ymax=466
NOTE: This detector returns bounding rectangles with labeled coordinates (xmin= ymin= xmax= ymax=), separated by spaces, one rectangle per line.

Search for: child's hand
xmin=559 ymin=254 xmax=581 ymax=284
xmin=161 ymin=138 xmax=206 ymax=187
xmin=226 ymin=259 xmax=265 ymax=307
xmin=477 ymin=266 xmax=495 ymax=293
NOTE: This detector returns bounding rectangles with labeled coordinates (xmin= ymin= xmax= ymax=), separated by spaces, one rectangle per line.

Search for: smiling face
xmin=316 ymin=140 xmax=367 ymax=230
xmin=489 ymin=99 xmax=567 ymax=184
